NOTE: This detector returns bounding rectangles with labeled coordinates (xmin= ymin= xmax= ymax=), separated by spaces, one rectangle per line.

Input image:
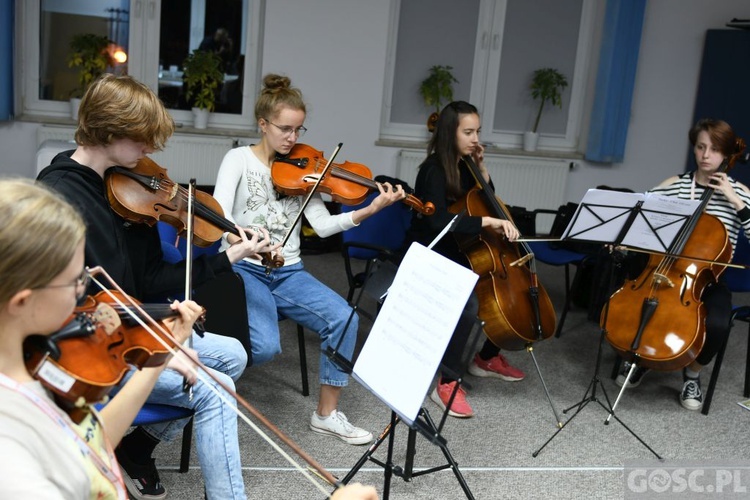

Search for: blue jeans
xmin=116 ymin=332 xmax=248 ymax=500
xmin=233 ymin=260 xmax=357 ymax=387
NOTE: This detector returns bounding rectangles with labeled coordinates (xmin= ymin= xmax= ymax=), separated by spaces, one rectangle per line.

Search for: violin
xmin=24 ymin=267 xmax=338 ymax=491
xmin=106 ymin=157 xmax=282 ymax=268
xmin=23 ymin=289 xmax=184 ymax=423
xmin=449 ymin=156 xmax=557 ymax=350
xmin=604 ymin=141 xmax=747 ymax=372
xmin=272 ymin=143 xmax=435 ymax=215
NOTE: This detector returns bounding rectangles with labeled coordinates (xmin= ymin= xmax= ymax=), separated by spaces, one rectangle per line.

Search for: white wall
xmin=1 ymin=0 xmax=748 ymax=208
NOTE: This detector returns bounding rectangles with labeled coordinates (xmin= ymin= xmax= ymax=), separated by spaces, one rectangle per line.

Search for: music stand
xmin=330 ymin=242 xmax=482 ymax=499
xmin=532 ymin=189 xmax=700 ymax=459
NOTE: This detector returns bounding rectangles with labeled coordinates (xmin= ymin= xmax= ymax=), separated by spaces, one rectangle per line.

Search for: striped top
xmin=649 ymin=171 xmax=750 ymax=257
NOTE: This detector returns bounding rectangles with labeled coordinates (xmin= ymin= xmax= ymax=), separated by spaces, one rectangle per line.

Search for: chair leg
xmin=179 ymin=416 xmax=194 ymax=473
xmin=745 ymin=324 xmax=750 ymax=398
xmin=702 ymin=330 xmax=731 ymax=416
xmin=554 ymin=264 xmax=572 ymax=338
xmin=297 ymin=324 xmax=309 ymax=397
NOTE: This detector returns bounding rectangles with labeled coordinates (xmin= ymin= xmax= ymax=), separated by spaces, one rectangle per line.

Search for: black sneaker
xmin=615 ymin=361 xmax=649 ymax=388
xmin=115 ymin=447 xmax=167 ymax=500
xmin=680 ymin=376 xmax=703 ymax=411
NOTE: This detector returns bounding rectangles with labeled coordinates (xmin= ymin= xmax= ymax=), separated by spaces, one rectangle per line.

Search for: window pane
xmin=39 ymin=0 xmax=129 ymax=102
xmin=390 ymin=0 xmax=480 ymax=125
xmin=493 ymin=0 xmax=582 ymax=134
xmin=158 ymin=0 xmax=245 ymax=114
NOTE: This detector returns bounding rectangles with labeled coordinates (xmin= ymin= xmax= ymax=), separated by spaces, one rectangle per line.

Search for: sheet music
xmin=352 ymin=243 xmax=478 ymax=425
xmin=561 ymin=189 xmax=644 ymax=242
xmin=621 ymin=194 xmax=701 ymax=251
xmin=561 ymin=189 xmax=700 ymax=252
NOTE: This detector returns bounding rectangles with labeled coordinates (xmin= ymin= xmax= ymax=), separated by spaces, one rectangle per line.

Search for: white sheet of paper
xmin=352 ymin=243 xmax=478 ymax=424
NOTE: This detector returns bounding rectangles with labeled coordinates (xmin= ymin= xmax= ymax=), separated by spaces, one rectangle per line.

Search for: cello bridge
xmin=653 ymin=272 xmax=674 ymax=288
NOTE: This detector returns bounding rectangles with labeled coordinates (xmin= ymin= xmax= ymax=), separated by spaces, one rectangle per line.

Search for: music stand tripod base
xmin=532 ymin=248 xmax=662 ymax=460
xmin=342 ymin=406 xmax=475 ymax=500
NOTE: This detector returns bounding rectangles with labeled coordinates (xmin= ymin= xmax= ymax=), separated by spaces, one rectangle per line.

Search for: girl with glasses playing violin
xmin=0 ymin=179 xmax=202 ymax=499
xmin=212 ymin=73 xmax=406 ymax=446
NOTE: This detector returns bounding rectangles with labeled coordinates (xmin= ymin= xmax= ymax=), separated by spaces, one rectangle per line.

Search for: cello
xmin=450 ymin=156 xmax=557 ymax=351
xmin=604 ymin=144 xmax=746 ymax=372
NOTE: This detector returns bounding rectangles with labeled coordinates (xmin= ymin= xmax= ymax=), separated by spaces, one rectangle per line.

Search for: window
xmin=380 ymin=0 xmax=596 ymax=152
xmin=19 ymin=0 xmax=263 ymax=130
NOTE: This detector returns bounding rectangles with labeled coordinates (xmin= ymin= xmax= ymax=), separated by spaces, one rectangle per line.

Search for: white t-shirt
xmin=0 ymin=380 xmax=120 ymax=499
xmin=213 ymin=146 xmax=357 ymax=266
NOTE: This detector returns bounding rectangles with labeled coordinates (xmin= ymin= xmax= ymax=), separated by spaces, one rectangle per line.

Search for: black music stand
xmin=531 ymin=189 xmax=701 ymax=459
xmin=342 ymin=314 xmax=484 ymax=500
xmin=328 ymin=242 xmax=483 ymax=499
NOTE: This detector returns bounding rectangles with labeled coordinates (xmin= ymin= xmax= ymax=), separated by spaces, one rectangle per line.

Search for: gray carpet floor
xmin=152 ymin=250 xmax=750 ymax=499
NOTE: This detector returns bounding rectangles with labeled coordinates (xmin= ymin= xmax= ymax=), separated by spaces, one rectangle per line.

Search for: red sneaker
xmin=468 ymin=353 xmax=525 ymax=381
xmin=430 ymin=381 xmax=474 ymax=418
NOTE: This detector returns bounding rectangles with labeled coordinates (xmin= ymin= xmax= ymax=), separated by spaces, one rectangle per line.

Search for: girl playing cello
xmin=404 ymin=101 xmax=525 ymax=418
xmin=615 ymin=119 xmax=750 ymax=411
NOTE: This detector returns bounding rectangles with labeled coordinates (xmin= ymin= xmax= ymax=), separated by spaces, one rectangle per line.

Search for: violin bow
xmin=262 ymin=143 xmax=344 ymax=274
xmin=182 ymin=179 xmax=196 ymax=400
xmin=85 ymin=266 xmax=338 ymax=496
xmin=280 ymin=143 xmax=343 ymax=247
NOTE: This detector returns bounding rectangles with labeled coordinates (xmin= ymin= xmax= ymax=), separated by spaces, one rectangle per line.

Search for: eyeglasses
xmin=265 ymin=120 xmax=307 ymax=138
xmin=35 ymin=270 xmax=90 ymax=300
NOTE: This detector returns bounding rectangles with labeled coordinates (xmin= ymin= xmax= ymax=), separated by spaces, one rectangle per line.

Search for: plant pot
xmin=523 ymin=131 xmax=539 ymax=152
xmin=192 ymin=107 xmax=209 ymax=129
xmin=70 ymin=98 xmax=82 ymax=121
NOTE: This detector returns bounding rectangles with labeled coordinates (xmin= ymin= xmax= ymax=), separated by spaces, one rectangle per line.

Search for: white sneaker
xmin=309 ymin=410 xmax=373 ymax=445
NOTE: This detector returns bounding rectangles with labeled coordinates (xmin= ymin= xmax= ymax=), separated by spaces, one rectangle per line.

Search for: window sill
xmin=375 ymin=138 xmax=584 ymax=161
xmin=16 ymin=114 xmax=260 ymax=139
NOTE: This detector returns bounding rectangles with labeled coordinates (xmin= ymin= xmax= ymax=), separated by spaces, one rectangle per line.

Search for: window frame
xmin=379 ymin=0 xmax=597 ymax=153
xmin=16 ymin=0 xmax=264 ymax=131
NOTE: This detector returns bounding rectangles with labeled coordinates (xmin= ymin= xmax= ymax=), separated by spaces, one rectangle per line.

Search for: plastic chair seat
xmin=527 ymin=240 xmax=588 ymax=337
xmin=96 ymin=402 xmax=195 ymax=473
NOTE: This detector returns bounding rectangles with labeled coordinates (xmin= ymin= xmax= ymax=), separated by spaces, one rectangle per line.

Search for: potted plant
xmin=419 ymin=65 xmax=458 ymax=132
xmin=182 ymin=49 xmax=225 ymax=129
xmin=525 ymin=67 xmax=568 ymax=152
xmin=67 ymin=33 xmax=114 ymax=119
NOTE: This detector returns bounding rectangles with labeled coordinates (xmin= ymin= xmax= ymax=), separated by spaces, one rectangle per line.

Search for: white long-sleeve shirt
xmin=213 ymin=146 xmax=357 ymax=266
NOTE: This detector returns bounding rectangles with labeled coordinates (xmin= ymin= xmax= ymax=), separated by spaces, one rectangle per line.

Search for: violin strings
xmin=86 ymin=269 xmax=334 ymax=496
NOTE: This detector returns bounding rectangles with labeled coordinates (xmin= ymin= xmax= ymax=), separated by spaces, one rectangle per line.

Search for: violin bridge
xmin=653 ymin=272 xmax=674 ymax=288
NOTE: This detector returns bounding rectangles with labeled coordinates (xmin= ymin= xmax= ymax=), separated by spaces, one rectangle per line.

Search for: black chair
xmin=96 ymin=403 xmax=195 ymax=473
xmin=132 ymin=405 xmax=195 ymax=473
xmin=159 ymin=223 xmax=311 ymax=397
xmin=340 ymin=191 xmax=412 ymax=319
xmin=527 ymin=206 xmax=592 ymax=337
xmin=701 ymin=231 xmax=750 ymax=415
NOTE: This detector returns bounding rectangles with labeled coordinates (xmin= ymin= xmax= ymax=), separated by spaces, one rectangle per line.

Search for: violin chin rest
xmin=23 ymin=334 xmax=62 ymax=361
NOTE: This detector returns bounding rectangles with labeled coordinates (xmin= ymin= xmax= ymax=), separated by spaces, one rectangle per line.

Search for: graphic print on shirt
xmin=244 ymin=168 xmax=301 ymax=245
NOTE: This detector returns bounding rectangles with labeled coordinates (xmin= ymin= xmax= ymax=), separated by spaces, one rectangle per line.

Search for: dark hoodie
xmin=37 ymin=151 xmax=232 ymax=299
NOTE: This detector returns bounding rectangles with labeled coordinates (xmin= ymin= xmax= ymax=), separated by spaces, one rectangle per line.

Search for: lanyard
xmin=0 ymin=373 xmax=127 ymax=499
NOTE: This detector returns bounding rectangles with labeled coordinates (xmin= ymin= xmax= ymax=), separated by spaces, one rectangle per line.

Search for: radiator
xmin=396 ymin=149 xmax=571 ymax=233
xmin=36 ymin=126 xmax=235 ymax=185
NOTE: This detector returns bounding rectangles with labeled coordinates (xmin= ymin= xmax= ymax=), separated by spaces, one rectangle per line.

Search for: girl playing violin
xmin=0 ymin=179 xmax=202 ymax=499
xmin=37 ymin=74 xmax=277 ymax=499
xmin=615 ymin=118 xmax=750 ymax=411
xmin=405 ymin=101 xmax=526 ymax=418
xmin=212 ymin=73 xmax=406 ymax=445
